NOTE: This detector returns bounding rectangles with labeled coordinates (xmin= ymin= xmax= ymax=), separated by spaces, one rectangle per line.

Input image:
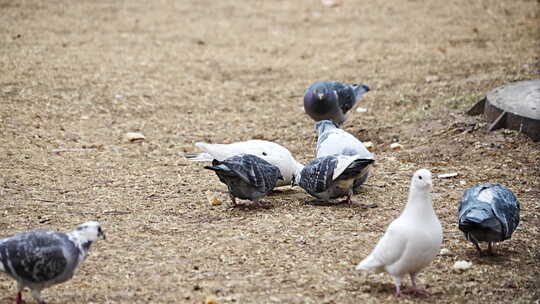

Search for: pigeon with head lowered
xmin=293 ymin=154 xmax=374 ymax=205
xmin=184 ymin=140 xmax=303 ymax=187
xmin=204 ymin=154 xmax=283 ymax=206
xmin=356 ymin=169 xmax=442 ymax=297
xmin=458 ymin=184 xmax=520 ymax=255
xmin=303 ymin=81 xmax=370 ymax=125
xmin=0 ymin=222 xmax=105 ymax=304
xmin=315 ymin=120 xmax=374 ymax=188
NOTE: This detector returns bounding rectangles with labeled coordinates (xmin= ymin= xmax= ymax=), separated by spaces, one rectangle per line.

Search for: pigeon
xmin=458 ymin=184 xmax=520 ymax=255
xmin=204 ymin=154 xmax=283 ymax=206
xmin=184 ymin=140 xmax=303 ymax=187
xmin=356 ymin=169 xmax=442 ymax=297
xmin=0 ymin=222 xmax=105 ymax=304
xmin=303 ymin=81 xmax=370 ymax=125
xmin=315 ymin=120 xmax=374 ymax=188
xmin=293 ymin=154 xmax=374 ymax=204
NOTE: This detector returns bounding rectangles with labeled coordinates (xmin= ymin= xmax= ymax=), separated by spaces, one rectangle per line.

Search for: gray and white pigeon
xmin=204 ymin=153 xmax=283 ymax=206
xmin=303 ymin=81 xmax=370 ymax=125
xmin=458 ymin=184 xmax=520 ymax=255
xmin=0 ymin=222 xmax=105 ymax=304
xmin=184 ymin=140 xmax=303 ymax=187
xmin=293 ymin=154 xmax=374 ymax=204
xmin=356 ymin=169 xmax=442 ymax=297
xmin=315 ymin=120 xmax=374 ymax=188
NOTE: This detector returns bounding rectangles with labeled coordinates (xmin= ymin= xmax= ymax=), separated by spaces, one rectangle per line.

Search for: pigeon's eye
xmin=418 ymin=176 xmax=423 ymax=180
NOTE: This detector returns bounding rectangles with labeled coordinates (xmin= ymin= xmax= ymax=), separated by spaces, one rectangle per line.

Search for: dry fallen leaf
xmin=321 ymin=0 xmax=342 ymax=7
xmin=390 ymin=143 xmax=403 ymax=150
xmin=453 ymin=260 xmax=473 ymax=271
xmin=124 ymin=132 xmax=145 ymax=142
xmin=364 ymin=141 xmax=374 ymax=151
xmin=438 ymin=172 xmax=459 ymax=179
xmin=207 ymin=192 xmax=223 ymax=206
xmin=205 ymin=295 xmax=219 ymax=304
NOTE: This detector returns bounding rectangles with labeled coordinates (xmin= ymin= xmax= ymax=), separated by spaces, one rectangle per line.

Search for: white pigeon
xmin=356 ymin=169 xmax=442 ymax=297
xmin=0 ymin=222 xmax=105 ymax=304
xmin=315 ymin=120 xmax=374 ymax=188
xmin=184 ymin=140 xmax=304 ymax=187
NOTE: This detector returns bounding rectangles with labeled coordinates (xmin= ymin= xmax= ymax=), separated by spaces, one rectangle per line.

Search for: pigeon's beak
xmin=317 ymin=92 xmax=324 ymax=100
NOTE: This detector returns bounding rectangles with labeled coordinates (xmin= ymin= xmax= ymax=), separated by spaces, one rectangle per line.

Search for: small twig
xmin=77 ymin=210 xmax=131 ymax=215
xmin=31 ymin=198 xmax=78 ymax=204
xmin=50 ymin=148 xmax=97 ymax=153
xmin=361 ymin=183 xmax=386 ymax=188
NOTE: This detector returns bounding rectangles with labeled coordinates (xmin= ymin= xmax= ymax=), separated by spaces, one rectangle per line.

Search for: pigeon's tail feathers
xmin=194 ymin=142 xmax=233 ymax=161
xmin=459 ymin=217 xmax=501 ymax=234
xmin=356 ymin=254 xmax=384 ymax=273
xmin=352 ymin=84 xmax=370 ymax=100
xmin=339 ymin=158 xmax=375 ymax=180
xmin=203 ymin=162 xmax=231 ymax=174
xmin=184 ymin=152 xmax=214 ymax=162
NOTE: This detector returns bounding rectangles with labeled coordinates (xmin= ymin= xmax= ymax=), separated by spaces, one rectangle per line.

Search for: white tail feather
xmin=184 ymin=152 xmax=213 ymax=162
xmin=355 ymin=254 xmax=383 ymax=272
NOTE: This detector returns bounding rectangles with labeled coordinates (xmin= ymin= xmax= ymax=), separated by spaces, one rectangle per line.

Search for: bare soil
xmin=0 ymin=0 xmax=539 ymax=303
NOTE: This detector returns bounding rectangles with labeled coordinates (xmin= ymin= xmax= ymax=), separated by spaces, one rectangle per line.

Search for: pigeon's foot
xmin=402 ymin=287 xmax=430 ymax=297
xmin=473 ymin=241 xmax=484 ymax=255
xmin=337 ymin=198 xmax=351 ymax=205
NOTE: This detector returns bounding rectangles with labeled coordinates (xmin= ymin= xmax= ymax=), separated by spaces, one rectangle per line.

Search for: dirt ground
xmin=1 ymin=0 xmax=539 ymax=303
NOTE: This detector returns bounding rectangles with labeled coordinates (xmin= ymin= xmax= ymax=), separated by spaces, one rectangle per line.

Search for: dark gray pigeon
xmin=204 ymin=153 xmax=283 ymax=206
xmin=303 ymin=81 xmax=370 ymax=125
xmin=315 ymin=120 xmax=374 ymax=189
xmin=293 ymin=154 xmax=374 ymax=205
xmin=0 ymin=222 xmax=105 ymax=304
xmin=458 ymin=184 xmax=520 ymax=255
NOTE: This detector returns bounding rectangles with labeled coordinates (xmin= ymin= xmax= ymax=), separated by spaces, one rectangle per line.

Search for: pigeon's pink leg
xmin=16 ymin=282 xmax=25 ymax=304
xmin=394 ymin=277 xmax=403 ymax=297
xmin=473 ymin=242 xmax=483 ymax=255
xmin=487 ymin=242 xmax=495 ymax=255
xmin=16 ymin=292 xmax=24 ymax=304
xmin=402 ymin=273 xmax=430 ymax=296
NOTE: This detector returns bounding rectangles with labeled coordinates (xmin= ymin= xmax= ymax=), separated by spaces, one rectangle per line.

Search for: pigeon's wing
xmin=333 ymin=84 xmax=357 ymax=114
xmin=194 ymin=140 xmax=286 ymax=161
xmin=358 ymin=221 xmax=407 ymax=271
xmin=224 ymin=154 xmax=280 ymax=192
xmin=335 ymin=83 xmax=370 ymax=114
xmin=491 ymin=185 xmax=520 ymax=239
xmin=0 ymin=231 xmax=69 ymax=283
xmin=299 ymin=156 xmax=337 ymax=193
